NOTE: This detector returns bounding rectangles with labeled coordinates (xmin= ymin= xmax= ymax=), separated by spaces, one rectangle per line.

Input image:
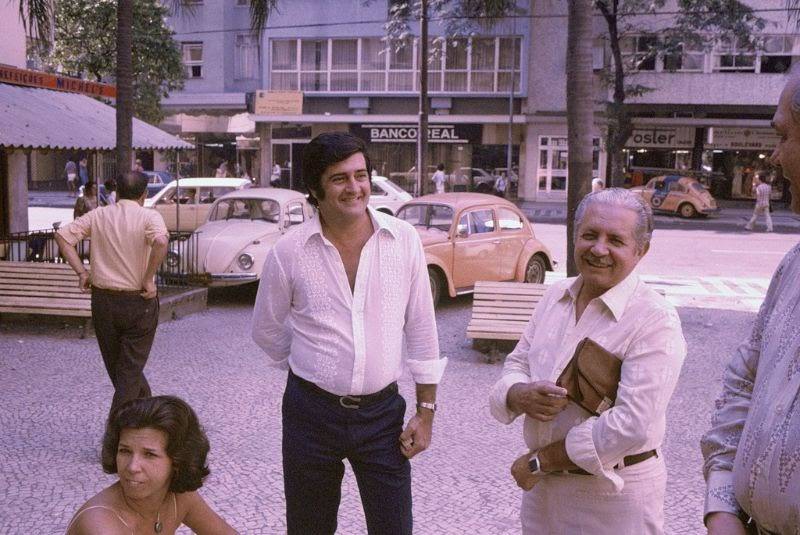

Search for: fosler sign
xmin=358 ymin=124 xmax=476 ymax=144
xmin=626 ymin=127 xmax=694 ymax=149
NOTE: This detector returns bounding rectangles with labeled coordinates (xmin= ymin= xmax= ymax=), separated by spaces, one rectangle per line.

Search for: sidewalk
xmin=516 ymin=199 xmax=800 ymax=231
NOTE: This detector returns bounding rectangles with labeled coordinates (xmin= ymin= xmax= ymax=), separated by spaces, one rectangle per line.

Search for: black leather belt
xmin=567 ymin=450 xmax=658 ymax=475
xmin=289 ymin=370 xmax=398 ymax=409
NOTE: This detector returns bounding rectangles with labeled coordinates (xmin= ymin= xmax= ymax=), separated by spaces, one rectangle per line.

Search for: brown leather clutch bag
xmin=556 ymin=337 xmax=622 ymax=416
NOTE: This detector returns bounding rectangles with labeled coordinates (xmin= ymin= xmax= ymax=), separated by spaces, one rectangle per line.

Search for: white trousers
xmin=746 ymin=205 xmax=773 ymax=231
xmin=520 ymin=455 xmax=667 ymax=535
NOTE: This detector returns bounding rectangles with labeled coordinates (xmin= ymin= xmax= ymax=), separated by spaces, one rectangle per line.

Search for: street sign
xmin=0 ymin=65 xmax=117 ymax=98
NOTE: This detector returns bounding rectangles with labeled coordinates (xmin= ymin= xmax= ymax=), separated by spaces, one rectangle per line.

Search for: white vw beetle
xmin=369 ymin=175 xmax=412 ymax=216
xmin=191 ymin=188 xmax=314 ymax=286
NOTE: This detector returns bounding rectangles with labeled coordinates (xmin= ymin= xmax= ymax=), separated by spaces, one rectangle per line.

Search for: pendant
xmin=154 ymin=520 xmax=163 ymax=533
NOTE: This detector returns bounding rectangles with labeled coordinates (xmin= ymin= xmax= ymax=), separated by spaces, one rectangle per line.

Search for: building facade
xmin=165 ymin=0 xmax=793 ymax=201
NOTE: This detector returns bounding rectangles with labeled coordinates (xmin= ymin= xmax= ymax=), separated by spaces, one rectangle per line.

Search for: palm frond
xmin=250 ymin=0 xmax=279 ymax=37
xmin=18 ymin=0 xmax=53 ymax=43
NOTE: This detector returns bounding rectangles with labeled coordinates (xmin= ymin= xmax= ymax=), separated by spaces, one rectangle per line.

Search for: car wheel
xmin=428 ymin=267 xmax=442 ymax=307
xmin=524 ymin=255 xmax=547 ymax=284
xmin=678 ymin=203 xmax=697 ymax=219
xmin=475 ymin=182 xmax=491 ymax=193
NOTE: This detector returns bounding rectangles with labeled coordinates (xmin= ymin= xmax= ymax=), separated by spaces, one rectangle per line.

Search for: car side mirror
xmin=456 ymin=228 xmax=468 ymax=239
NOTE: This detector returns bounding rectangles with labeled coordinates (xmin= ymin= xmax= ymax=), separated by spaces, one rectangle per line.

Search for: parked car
xmin=369 ymin=175 xmax=412 ymax=215
xmin=181 ymin=188 xmax=314 ymax=287
xmin=394 ymin=192 xmax=555 ymax=306
xmin=630 ymin=175 xmax=720 ymax=218
xmin=143 ymin=170 xmax=174 ymax=198
xmin=145 ymin=178 xmax=251 ymax=232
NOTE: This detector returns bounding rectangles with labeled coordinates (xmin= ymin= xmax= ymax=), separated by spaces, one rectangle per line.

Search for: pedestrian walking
xmin=55 ymin=171 xmax=169 ymax=417
xmin=431 ymin=163 xmax=447 ymax=194
xmin=744 ymin=173 xmax=773 ymax=232
xmin=65 ymin=158 xmax=78 ymax=197
xmin=78 ymin=157 xmax=90 ymax=187
xmin=73 ymin=181 xmax=99 ymax=219
xmin=270 ymin=163 xmax=281 ymax=187
xmin=489 ymin=188 xmax=686 ymax=534
xmin=252 ymin=132 xmax=446 ymax=535
xmin=701 ymin=74 xmax=800 ymax=535
xmin=494 ymin=172 xmax=508 ymax=197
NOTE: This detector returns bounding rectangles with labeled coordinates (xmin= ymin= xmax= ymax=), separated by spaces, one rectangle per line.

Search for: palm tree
xmin=116 ymin=0 xmax=134 ymax=174
xmin=566 ymin=0 xmax=594 ymax=276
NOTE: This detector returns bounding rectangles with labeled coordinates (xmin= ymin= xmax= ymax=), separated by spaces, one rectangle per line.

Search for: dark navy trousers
xmin=281 ymin=372 xmax=412 ymax=535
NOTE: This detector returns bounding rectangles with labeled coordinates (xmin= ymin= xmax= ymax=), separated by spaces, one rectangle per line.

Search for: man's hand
xmin=511 ymin=452 xmax=545 ymax=491
xmin=399 ymin=410 xmax=433 ymax=459
xmin=78 ymin=271 xmax=91 ymax=292
xmin=507 ymin=381 xmax=569 ymax=422
xmin=141 ymin=279 xmax=158 ymax=300
xmin=706 ymin=512 xmax=747 ymax=535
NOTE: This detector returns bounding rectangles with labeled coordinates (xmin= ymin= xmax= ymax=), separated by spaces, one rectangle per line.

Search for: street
xmin=1 ymin=214 xmax=794 ymax=534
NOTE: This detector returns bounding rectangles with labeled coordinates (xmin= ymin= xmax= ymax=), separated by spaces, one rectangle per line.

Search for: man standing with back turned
xmin=56 ymin=171 xmax=169 ymax=416
xmin=252 ymin=132 xmax=446 ymax=535
xmin=701 ymin=75 xmax=800 ymax=535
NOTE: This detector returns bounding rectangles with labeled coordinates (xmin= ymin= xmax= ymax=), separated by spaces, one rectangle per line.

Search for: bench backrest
xmin=0 ymin=261 xmax=91 ymax=316
xmin=466 ymin=281 xmax=548 ymax=341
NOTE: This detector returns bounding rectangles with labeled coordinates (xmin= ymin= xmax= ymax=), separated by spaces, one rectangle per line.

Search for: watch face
xmin=528 ymin=456 xmax=540 ymax=474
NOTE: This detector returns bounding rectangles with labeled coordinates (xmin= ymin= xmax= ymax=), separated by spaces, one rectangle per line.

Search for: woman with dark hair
xmin=66 ymin=396 xmax=237 ymax=535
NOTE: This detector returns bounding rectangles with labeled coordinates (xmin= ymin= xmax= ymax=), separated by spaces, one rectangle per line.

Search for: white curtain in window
xmin=235 ymin=35 xmax=259 ymax=80
xmin=271 ymin=40 xmax=296 ymax=70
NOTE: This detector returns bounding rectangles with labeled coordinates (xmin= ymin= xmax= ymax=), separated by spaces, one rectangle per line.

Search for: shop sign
xmin=706 ymin=127 xmax=780 ymax=150
xmin=626 ymin=126 xmax=695 ymax=148
xmin=0 ymin=65 xmax=116 ymax=98
xmin=353 ymin=124 xmax=481 ymax=144
xmin=253 ymin=90 xmax=303 ymax=115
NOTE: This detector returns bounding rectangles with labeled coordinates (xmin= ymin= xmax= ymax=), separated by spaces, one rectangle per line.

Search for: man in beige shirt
xmin=489 ymin=188 xmax=686 ymax=534
xmin=56 ymin=171 xmax=169 ymax=415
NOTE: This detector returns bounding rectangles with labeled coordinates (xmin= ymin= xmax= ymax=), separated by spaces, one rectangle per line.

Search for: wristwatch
xmin=528 ymin=452 xmax=543 ymax=475
xmin=416 ymin=401 xmax=437 ymax=413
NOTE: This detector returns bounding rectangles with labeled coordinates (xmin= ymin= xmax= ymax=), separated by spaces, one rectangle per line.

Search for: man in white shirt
xmin=744 ymin=173 xmax=773 ymax=232
xmin=489 ymin=188 xmax=686 ymax=534
xmin=252 ymin=132 xmax=446 ymax=535
xmin=431 ymin=163 xmax=447 ymax=194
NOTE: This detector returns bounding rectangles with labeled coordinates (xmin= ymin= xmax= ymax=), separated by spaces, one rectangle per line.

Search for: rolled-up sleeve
xmin=251 ymin=247 xmax=292 ymax=367
xmin=144 ymin=211 xmax=168 ymax=244
xmin=565 ymin=307 xmax=686 ymax=491
xmin=57 ymin=212 xmax=93 ymax=245
xmin=700 ymin=261 xmax=781 ymax=520
xmin=404 ymin=234 xmax=446 ymax=384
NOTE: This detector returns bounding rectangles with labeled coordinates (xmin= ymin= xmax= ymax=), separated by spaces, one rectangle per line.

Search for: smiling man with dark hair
xmin=252 ymin=131 xmax=446 ymax=535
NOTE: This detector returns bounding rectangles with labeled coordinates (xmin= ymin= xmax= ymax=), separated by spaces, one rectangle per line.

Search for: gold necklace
xmin=121 ymin=489 xmax=167 ymax=533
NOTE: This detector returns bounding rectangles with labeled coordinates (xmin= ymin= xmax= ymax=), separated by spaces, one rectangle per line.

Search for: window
xmin=235 ymin=35 xmax=259 ymax=80
xmin=467 ymin=209 xmax=495 ymax=234
xmin=285 ymin=202 xmax=304 ymax=225
xmin=268 ymin=36 xmax=522 ymax=94
xmin=760 ymin=35 xmax=795 ymax=73
xmin=181 ymin=42 xmax=203 ymax=78
xmin=621 ymin=35 xmax=657 ymax=71
xmin=370 ymin=182 xmax=387 ymax=196
xmin=271 ymin=40 xmax=298 ymax=90
xmin=663 ymin=43 xmax=704 ymax=72
xmin=331 ymin=39 xmax=358 ymax=91
xmin=301 ymin=39 xmax=328 ymax=91
xmin=713 ymin=37 xmax=755 ymax=72
xmin=497 ymin=208 xmax=523 ymax=231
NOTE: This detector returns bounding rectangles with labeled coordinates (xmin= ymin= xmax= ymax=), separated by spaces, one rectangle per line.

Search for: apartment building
xmin=164 ymin=0 xmax=795 ymax=200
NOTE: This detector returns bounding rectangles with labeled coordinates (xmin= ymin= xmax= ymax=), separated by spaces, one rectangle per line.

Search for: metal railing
xmin=0 ymin=229 xmax=208 ymax=287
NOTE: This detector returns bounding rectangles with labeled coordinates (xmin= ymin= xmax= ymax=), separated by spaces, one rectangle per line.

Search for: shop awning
xmin=0 ymin=83 xmax=193 ymax=150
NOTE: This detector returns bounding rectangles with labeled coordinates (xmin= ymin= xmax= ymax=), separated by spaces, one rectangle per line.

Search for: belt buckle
xmin=339 ymin=395 xmax=361 ymax=409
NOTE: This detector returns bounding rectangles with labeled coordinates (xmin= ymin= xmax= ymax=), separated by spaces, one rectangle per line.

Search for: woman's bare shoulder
xmin=66 ymin=484 xmax=130 ymax=535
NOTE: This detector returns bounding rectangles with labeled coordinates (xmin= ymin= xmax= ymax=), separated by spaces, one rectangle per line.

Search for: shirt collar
xmin=302 ymin=205 xmax=398 ymax=246
xmin=117 ymin=199 xmax=139 ymax=206
xmin=561 ymin=269 xmax=641 ymax=322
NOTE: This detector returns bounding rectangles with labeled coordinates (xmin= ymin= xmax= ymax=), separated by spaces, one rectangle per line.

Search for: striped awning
xmin=0 ymin=83 xmax=193 ymax=150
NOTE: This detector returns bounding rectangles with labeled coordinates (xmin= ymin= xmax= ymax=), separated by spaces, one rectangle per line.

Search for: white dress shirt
xmin=252 ymin=206 xmax=446 ymax=396
xmin=489 ymin=272 xmax=686 ymax=491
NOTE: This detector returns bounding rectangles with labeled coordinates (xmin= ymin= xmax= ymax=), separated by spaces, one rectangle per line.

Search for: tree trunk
xmin=116 ymin=0 xmax=133 ymax=174
xmin=417 ymin=0 xmax=429 ymax=197
xmin=566 ymin=0 xmax=594 ymax=277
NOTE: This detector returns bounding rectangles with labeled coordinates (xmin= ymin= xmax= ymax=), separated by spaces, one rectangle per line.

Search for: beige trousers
xmin=520 ymin=455 xmax=666 ymax=535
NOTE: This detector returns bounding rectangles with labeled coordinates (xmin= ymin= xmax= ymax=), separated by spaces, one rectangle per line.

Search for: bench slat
xmin=467 ymin=281 xmax=548 ymax=342
xmin=0 ymin=288 xmax=89 ymax=298
xmin=0 ymin=282 xmax=83 ymax=291
xmin=0 ymin=306 xmax=92 ymax=317
xmin=0 ymin=261 xmax=92 ymax=321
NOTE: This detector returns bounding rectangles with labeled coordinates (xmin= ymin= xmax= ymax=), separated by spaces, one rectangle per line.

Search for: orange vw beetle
xmin=395 ymin=193 xmax=555 ymax=306
xmin=630 ymin=175 xmax=719 ymax=218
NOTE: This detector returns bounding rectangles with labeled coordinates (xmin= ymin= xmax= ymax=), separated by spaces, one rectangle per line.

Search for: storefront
xmin=703 ymin=127 xmax=782 ymax=200
xmin=624 ymin=126 xmax=697 ymax=186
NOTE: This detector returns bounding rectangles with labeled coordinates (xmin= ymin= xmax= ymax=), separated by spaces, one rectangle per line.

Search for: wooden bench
xmin=467 ymin=281 xmax=548 ymax=351
xmin=0 ymin=261 xmax=92 ymax=337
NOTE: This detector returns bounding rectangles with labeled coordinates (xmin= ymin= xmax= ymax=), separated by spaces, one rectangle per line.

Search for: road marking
xmin=710 ymin=249 xmax=786 ymax=255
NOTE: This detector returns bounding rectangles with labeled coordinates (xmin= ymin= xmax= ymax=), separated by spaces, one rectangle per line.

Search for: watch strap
xmin=417 ymin=401 xmax=437 ymax=413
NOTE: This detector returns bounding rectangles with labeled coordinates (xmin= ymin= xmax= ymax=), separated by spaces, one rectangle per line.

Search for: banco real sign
xmin=355 ymin=124 xmax=479 ymax=144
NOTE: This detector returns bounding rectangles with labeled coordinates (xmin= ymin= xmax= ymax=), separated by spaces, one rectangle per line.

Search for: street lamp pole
xmin=417 ymin=0 xmax=429 ymax=197
xmin=506 ymin=18 xmax=516 ymax=199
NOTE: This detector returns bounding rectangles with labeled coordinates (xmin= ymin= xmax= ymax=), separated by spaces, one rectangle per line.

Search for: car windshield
xmin=209 ymin=198 xmax=281 ymax=223
xmin=377 ymin=179 xmax=405 ymax=196
xmin=396 ymin=204 xmax=454 ymax=231
xmin=690 ymin=182 xmax=706 ymax=192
